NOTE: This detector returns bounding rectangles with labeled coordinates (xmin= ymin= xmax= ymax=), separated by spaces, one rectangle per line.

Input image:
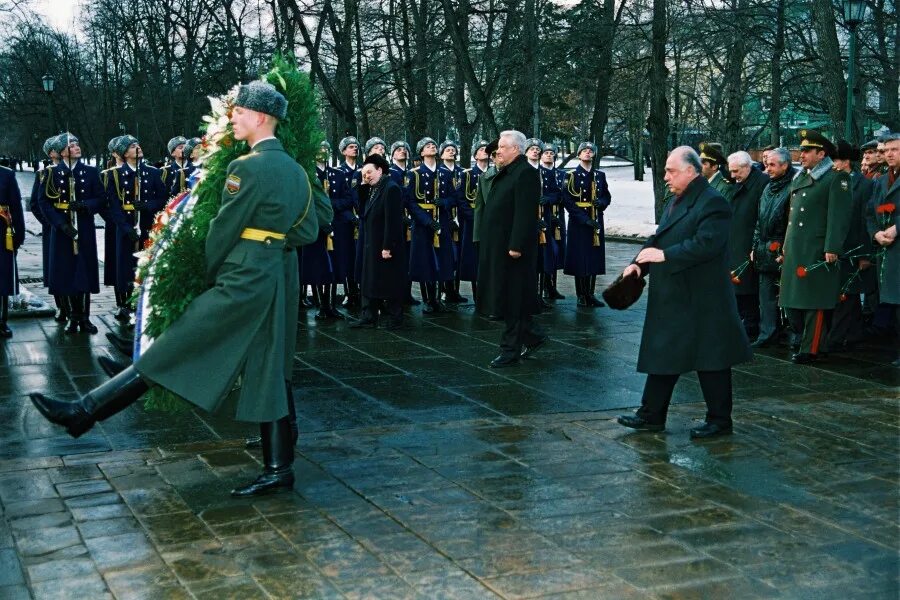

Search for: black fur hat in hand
xmin=602 ymin=272 xmax=646 ymax=310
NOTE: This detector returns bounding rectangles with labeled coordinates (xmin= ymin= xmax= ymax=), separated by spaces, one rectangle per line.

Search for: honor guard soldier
xmin=100 ymin=136 xmax=126 ymax=316
xmin=105 ymin=135 xmax=167 ymax=320
xmin=829 ymin=140 xmax=877 ymax=350
xmin=0 ymin=163 xmax=25 ymax=337
xmin=524 ymin=138 xmax=550 ymax=308
xmin=406 ymin=137 xmax=451 ymax=312
xmin=389 ymin=141 xmax=419 ymax=305
xmin=699 ymin=143 xmax=732 ymax=198
xmin=458 ymin=140 xmax=489 ymax=301
xmin=31 ymin=137 xmax=66 ymax=321
xmin=540 ymin=142 xmax=566 ymax=300
xmin=437 ymin=140 xmax=467 ymax=303
xmin=161 ymin=136 xmax=194 ymax=197
xmin=36 ymin=133 xmax=104 ymax=333
xmin=337 ymin=136 xmax=361 ymax=308
xmin=309 ymin=141 xmax=341 ymax=320
xmin=563 ymin=141 xmax=611 ymax=307
xmin=779 ymin=130 xmax=852 ymax=364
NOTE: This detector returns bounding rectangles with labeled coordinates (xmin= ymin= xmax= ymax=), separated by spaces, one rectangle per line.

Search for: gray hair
xmin=769 ymin=147 xmax=792 ymax=165
xmin=499 ymin=130 xmax=527 ymax=153
xmin=727 ymin=151 xmax=753 ymax=168
xmin=672 ymin=146 xmax=702 ymax=174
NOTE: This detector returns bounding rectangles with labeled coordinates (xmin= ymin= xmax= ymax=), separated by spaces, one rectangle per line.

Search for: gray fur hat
xmin=472 ymin=139 xmax=489 ymax=157
xmin=416 ymin=137 xmax=437 ymax=156
xmin=525 ymin=138 xmax=543 ymax=153
xmin=167 ymin=136 xmax=187 ymax=155
xmin=339 ymin=136 xmax=360 ymax=153
xmin=107 ymin=136 xmax=122 ymax=154
xmin=577 ymin=141 xmax=597 ymax=155
xmin=183 ymin=137 xmax=202 ymax=159
xmin=438 ymin=140 xmax=458 ymax=157
xmin=541 ymin=142 xmax=558 ymax=156
xmin=364 ymin=137 xmax=387 ymax=155
xmin=390 ymin=141 xmax=410 ymax=157
xmin=234 ymin=81 xmax=288 ymax=120
xmin=112 ymin=135 xmax=139 ymax=158
xmin=43 ymin=136 xmax=60 ymax=157
xmin=49 ymin=133 xmax=78 ymax=155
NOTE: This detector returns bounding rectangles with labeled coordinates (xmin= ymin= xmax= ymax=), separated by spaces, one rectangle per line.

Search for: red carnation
xmin=731 ymin=276 xmax=741 ymax=284
xmin=876 ymin=203 xmax=896 ymax=214
xmin=839 ymin=293 xmax=848 ymax=302
xmin=768 ymin=241 xmax=781 ymax=252
xmin=796 ymin=266 xmax=808 ymax=278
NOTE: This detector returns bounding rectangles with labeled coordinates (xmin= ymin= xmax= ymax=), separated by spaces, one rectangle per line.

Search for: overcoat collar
xmin=655 ymin=175 xmax=706 ymax=237
xmin=250 ymin=138 xmax=284 ymax=154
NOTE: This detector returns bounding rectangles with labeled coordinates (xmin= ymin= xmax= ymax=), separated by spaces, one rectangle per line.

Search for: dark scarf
xmin=762 ymin=166 xmax=795 ymax=202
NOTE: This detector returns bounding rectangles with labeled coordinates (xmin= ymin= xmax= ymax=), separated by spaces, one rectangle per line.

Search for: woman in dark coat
xmin=351 ymin=154 xmax=408 ymax=328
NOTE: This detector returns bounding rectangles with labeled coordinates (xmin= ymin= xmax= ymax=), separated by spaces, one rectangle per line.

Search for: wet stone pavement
xmin=2 ymin=189 xmax=899 ymax=598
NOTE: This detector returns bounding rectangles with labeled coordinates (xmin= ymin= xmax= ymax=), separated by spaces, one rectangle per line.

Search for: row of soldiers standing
xmin=305 ymin=135 xmax=614 ymax=319
xmin=29 ymin=132 xmax=199 ymax=334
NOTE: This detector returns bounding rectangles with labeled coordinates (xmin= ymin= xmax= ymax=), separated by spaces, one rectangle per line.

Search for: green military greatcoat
xmin=708 ymin=171 xmax=733 ymax=200
xmin=136 ymin=138 xmax=313 ymax=422
xmin=472 ymin=165 xmax=497 ymax=244
xmin=779 ymin=157 xmax=852 ymax=310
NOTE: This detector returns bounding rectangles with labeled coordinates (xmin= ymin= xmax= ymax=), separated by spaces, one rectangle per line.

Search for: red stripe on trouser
xmin=810 ymin=309 xmax=824 ymax=355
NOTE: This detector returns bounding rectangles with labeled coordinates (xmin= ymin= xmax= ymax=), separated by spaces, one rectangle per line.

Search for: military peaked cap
xmin=699 ymin=142 xmax=726 ymax=165
xmin=798 ymin=129 xmax=836 ymax=156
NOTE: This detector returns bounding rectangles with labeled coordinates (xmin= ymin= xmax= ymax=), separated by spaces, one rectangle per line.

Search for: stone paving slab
xmin=0 ymin=203 xmax=898 ymax=599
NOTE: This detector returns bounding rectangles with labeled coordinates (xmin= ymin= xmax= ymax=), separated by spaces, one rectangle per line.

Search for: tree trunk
xmin=769 ymin=0 xmax=785 ymax=146
xmin=647 ymin=0 xmax=670 ymax=223
xmin=810 ymin=0 xmax=847 ymax=136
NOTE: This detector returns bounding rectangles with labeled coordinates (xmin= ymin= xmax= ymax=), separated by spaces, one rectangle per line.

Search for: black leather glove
xmin=320 ymin=222 xmax=333 ymax=235
xmin=540 ymin=196 xmax=554 ymax=206
xmin=435 ymin=198 xmax=448 ymax=209
xmin=402 ymin=216 xmax=412 ymax=227
xmin=126 ymin=228 xmax=140 ymax=243
xmin=132 ymin=200 xmax=149 ymax=210
xmin=68 ymin=200 xmax=87 ymax=211
xmin=592 ymin=201 xmax=605 ymax=210
xmin=551 ymin=216 xmax=561 ymax=227
xmin=350 ymin=215 xmax=360 ymax=226
xmin=430 ymin=221 xmax=441 ymax=233
xmin=60 ymin=223 xmax=78 ymax=239
xmin=586 ymin=219 xmax=601 ymax=229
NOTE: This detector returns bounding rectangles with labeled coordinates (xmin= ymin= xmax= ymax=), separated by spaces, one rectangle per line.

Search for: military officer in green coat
xmin=699 ymin=142 xmax=732 ymax=199
xmin=29 ymin=81 xmax=315 ymax=498
xmin=617 ymin=146 xmax=751 ymax=439
xmin=778 ymin=130 xmax=852 ymax=364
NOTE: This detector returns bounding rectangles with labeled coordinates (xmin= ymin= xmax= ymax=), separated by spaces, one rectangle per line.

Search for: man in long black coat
xmin=476 ymin=131 xmax=546 ymax=367
xmin=617 ymin=146 xmax=752 ymax=439
xmin=351 ymin=154 xmax=408 ymax=329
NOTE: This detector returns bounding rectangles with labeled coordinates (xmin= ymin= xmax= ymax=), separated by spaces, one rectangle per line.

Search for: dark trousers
xmin=499 ymin=314 xmax=544 ymax=356
xmin=361 ymin=295 xmax=402 ymax=324
xmin=757 ymin=273 xmax=780 ymax=343
xmin=829 ymin=294 xmax=864 ymax=347
xmin=786 ymin=308 xmax=833 ymax=355
xmin=637 ymin=369 xmax=733 ymax=427
xmin=736 ymin=293 xmax=760 ymax=336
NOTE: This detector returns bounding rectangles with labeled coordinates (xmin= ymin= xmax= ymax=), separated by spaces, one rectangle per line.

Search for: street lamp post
xmin=842 ymin=0 xmax=867 ymax=142
xmin=41 ymin=73 xmax=56 ymax=133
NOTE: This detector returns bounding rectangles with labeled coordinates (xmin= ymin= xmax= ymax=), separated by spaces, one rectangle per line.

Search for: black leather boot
xmin=232 ymin=416 xmax=295 ymax=497
xmin=587 ymin=276 xmax=606 ymax=308
xmin=53 ymin=295 xmax=70 ymax=323
xmin=0 ymin=296 xmax=11 ymax=338
xmin=576 ymin=277 xmax=588 ymax=307
xmin=98 ymin=355 xmax=129 ymax=377
xmin=548 ymin=273 xmax=565 ymax=300
xmin=106 ymin=331 xmax=133 ymax=357
xmin=246 ymin=381 xmax=299 ymax=449
xmin=314 ymin=285 xmax=329 ymax=320
xmin=326 ymin=284 xmax=344 ymax=319
xmin=65 ymin=295 xmax=83 ymax=333
xmin=81 ymin=294 xmax=99 ymax=333
xmin=114 ymin=290 xmax=130 ymax=321
xmin=29 ymin=365 xmax=148 ymax=438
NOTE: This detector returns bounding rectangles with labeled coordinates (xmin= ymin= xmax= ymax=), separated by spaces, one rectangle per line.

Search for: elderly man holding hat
xmin=30 ymin=80 xmax=316 ymax=498
xmin=105 ymin=134 xmax=167 ymax=320
xmin=36 ymin=133 xmax=105 ymax=334
xmin=778 ymin=130 xmax=852 ymax=364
